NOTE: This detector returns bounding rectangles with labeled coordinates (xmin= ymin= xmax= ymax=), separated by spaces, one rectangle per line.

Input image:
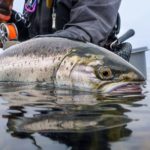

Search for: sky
xmin=119 ymin=1 xmax=150 ymax=48
xmin=13 ymin=0 xmax=150 ymax=66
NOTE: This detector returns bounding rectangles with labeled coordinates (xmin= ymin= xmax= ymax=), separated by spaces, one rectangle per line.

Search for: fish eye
xmin=98 ymin=66 xmax=113 ymax=80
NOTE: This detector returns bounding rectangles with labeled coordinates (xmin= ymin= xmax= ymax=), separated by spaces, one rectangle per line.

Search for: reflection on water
xmin=0 ymin=82 xmax=149 ymax=150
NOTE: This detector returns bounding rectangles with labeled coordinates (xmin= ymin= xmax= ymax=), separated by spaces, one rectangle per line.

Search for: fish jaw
xmin=99 ymin=81 xmax=144 ymax=94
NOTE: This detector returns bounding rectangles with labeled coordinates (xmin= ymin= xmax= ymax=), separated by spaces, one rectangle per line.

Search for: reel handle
xmin=118 ymin=29 xmax=135 ymax=44
xmin=110 ymin=29 xmax=135 ymax=49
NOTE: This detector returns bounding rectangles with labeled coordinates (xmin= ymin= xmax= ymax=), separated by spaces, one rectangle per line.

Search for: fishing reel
xmin=0 ymin=23 xmax=18 ymax=47
xmin=104 ymin=14 xmax=135 ymax=61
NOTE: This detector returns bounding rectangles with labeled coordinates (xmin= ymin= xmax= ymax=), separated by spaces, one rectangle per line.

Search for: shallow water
xmin=0 ymin=75 xmax=149 ymax=150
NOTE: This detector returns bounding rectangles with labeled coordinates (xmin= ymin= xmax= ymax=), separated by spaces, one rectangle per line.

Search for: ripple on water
xmin=0 ymin=82 xmax=148 ymax=150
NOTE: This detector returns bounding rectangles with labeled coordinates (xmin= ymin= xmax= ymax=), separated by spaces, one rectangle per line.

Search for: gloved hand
xmin=35 ymin=26 xmax=91 ymax=43
xmin=0 ymin=0 xmax=14 ymax=22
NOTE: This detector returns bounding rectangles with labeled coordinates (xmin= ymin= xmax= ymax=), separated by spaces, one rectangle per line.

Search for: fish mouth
xmin=100 ymin=82 xmax=143 ymax=95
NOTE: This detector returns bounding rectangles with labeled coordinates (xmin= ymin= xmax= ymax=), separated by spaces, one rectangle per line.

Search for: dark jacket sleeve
xmin=9 ymin=0 xmax=53 ymax=41
xmin=8 ymin=10 xmax=30 ymax=41
xmin=56 ymin=0 xmax=121 ymax=46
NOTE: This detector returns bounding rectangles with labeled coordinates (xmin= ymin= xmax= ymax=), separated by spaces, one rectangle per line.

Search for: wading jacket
xmin=13 ymin=0 xmax=121 ymax=46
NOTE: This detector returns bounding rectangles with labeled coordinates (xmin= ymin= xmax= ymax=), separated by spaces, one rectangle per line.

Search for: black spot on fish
xmin=64 ymin=61 xmax=66 ymax=64
xmin=19 ymin=73 xmax=21 ymax=77
xmin=55 ymin=46 xmax=59 ymax=50
xmin=45 ymin=67 xmax=48 ymax=72
xmin=53 ymin=67 xmax=56 ymax=71
xmin=41 ymin=56 xmax=44 ymax=60
xmin=28 ymin=46 xmax=32 ymax=49
xmin=48 ymin=48 xmax=52 ymax=52
xmin=31 ymin=68 xmax=34 ymax=73
xmin=50 ymin=77 xmax=54 ymax=80
xmin=7 ymin=73 xmax=9 ymax=77
xmin=66 ymin=67 xmax=68 ymax=70
xmin=36 ymin=78 xmax=40 ymax=82
xmin=70 ymin=62 xmax=74 ymax=66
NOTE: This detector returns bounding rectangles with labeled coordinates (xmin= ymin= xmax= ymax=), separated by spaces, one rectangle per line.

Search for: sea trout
xmin=0 ymin=37 xmax=145 ymax=94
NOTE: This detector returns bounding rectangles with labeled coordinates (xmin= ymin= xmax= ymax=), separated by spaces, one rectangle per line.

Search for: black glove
xmin=8 ymin=10 xmax=30 ymax=41
xmin=112 ymin=42 xmax=132 ymax=62
xmin=35 ymin=26 xmax=91 ymax=43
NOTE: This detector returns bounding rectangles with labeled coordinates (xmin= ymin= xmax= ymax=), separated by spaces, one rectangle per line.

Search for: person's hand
xmin=34 ymin=27 xmax=91 ymax=43
xmin=35 ymin=31 xmax=85 ymax=43
xmin=0 ymin=0 xmax=14 ymax=22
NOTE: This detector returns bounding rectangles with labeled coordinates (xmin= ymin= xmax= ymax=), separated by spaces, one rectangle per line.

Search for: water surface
xmin=0 ymin=76 xmax=149 ymax=150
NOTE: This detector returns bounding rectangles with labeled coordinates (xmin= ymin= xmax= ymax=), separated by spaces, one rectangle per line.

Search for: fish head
xmin=66 ymin=45 xmax=145 ymax=94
